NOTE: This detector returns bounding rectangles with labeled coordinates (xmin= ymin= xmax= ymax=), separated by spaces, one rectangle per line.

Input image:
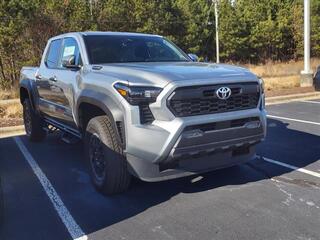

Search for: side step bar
xmin=43 ymin=117 xmax=82 ymax=140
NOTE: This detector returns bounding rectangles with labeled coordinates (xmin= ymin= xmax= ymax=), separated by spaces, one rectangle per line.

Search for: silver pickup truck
xmin=20 ymin=32 xmax=267 ymax=195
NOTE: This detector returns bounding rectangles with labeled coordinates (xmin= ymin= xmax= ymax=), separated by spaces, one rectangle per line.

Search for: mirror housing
xmin=188 ymin=53 xmax=199 ymax=62
xmin=62 ymin=55 xmax=81 ymax=70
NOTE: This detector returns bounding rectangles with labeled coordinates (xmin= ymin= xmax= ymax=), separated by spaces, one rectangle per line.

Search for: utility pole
xmin=89 ymin=0 xmax=93 ymax=16
xmin=214 ymin=0 xmax=220 ymax=64
xmin=301 ymin=0 xmax=313 ymax=87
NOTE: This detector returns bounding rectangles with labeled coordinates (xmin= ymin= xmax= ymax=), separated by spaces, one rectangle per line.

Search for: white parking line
xmin=261 ymin=157 xmax=320 ymax=178
xmin=14 ymin=137 xmax=88 ymax=240
xmin=300 ymin=100 xmax=320 ymax=104
xmin=267 ymin=115 xmax=320 ymax=126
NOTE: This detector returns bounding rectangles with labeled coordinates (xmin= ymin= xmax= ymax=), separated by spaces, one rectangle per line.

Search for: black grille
xmin=168 ymin=83 xmax=260 ymax=117
xmin=139 ymin=104 xmax=155 ymax=124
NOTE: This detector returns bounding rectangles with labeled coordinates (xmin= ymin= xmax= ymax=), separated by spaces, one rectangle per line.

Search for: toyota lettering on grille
xmin=216 ymin=87 xmax=232 ymax=100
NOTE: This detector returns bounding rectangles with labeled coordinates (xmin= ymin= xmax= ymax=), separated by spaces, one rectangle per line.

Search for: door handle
xmin=49 ymin=76 xmax=57 ymax=82
xmin=35 ymin=74 xmax=42 ymax=80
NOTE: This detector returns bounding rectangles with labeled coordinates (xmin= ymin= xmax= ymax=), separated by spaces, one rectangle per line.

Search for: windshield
xmin=83 ymin=35 xmax=190 ymax=64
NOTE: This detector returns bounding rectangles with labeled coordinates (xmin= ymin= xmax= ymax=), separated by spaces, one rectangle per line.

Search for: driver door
xmin=49 ymin=37 xmax=82 ymax=128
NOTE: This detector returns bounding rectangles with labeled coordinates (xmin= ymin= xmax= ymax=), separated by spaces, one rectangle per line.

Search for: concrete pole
xmin=301 ymin=0 xmax=313 ymax=87
xmin=214 ymin=0 xmax=220 ymax=64
xmin=89 ymin=0 xmax=93 ymax=16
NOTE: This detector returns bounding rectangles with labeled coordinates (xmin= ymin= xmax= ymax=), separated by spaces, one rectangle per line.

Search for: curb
xmin=0 ymin=125 xmax=25 ymax=138
xmin=266 ymin=92 xmax=320 ymax=105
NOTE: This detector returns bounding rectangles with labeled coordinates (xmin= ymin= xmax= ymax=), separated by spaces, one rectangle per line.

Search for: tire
xmin=23 ymin=98 xmax=46 ymax=142
xmin=85 ymin=115 xmax=131 ymax=195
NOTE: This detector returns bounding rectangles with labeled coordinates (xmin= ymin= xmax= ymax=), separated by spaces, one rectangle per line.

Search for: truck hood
xmin=95 ymin=62 xmax=258 ymax=88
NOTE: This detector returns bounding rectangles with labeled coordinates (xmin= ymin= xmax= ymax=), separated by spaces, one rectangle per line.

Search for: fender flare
xmin=75 ymin=89 xmax=124 ymax=129
xmin=19 ymin=79 xmax=39 ymax=112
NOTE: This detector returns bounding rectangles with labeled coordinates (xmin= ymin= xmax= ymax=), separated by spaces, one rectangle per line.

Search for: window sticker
xmin=63 ymin=46 xmax=75 ymax=57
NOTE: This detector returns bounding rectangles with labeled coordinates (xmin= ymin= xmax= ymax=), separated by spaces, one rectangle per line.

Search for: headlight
xmin=258 ymin=77 xmax=265 ymax=110
xmin=258 ymin=77 xmax=265 ymax=94
xmin=114 ymin=82 xmax=162 ymax=105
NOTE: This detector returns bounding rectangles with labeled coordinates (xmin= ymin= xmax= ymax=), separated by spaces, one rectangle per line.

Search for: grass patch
xmin=264 ymin=75 xmax=300 ymax=91
xmin=0 ymin=101 xmax=23 ymax=128
xmin=246 ymin=58 xmax=320 ymax=91
xmin=0 ymin=103 xmax=22 ymax=119
xmin=0 ymin=88 xmax=19 ymax=100
xmin=247 ymin=58 xmax=320 ymax=78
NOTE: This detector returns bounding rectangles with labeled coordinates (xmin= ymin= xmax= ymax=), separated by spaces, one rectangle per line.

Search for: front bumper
xmin=123 ymin=108 xmax=266 ymax=181
xmin=127 ymin=145 xmax=257 ymax=182
xmin=121 ymin=79 xmax=267 ymax=181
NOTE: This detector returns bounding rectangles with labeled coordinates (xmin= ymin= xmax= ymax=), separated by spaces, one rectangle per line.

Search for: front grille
xmin=139 ymin=104 xmax=155 ymax=124
xmin=168 ymin=83 xmax=260 ymax=117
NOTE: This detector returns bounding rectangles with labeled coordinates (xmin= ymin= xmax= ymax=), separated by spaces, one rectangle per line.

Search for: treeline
xmin=0 ymin=0 xmax=320 ymax=88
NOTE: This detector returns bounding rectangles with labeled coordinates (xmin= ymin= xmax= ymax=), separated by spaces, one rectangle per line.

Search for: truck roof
xmin=81 ymin=31 xmax=162 ymax=37
xmin=51 ymin=31 xmax=162 ymax=40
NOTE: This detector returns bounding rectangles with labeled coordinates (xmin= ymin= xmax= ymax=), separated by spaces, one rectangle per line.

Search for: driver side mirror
xmin=188 ymin=53 xmax=199 ymax=62
xmin=62 ymin=55 xmax=81 ymax=70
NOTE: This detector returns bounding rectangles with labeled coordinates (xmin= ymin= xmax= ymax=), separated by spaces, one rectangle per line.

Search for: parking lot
xmin=0 ymin=99 xmax=320 ymax=240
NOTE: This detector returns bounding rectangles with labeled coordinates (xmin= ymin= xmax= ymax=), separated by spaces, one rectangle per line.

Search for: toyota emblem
xmin=216 ymin=87 xmax=232 ymax=100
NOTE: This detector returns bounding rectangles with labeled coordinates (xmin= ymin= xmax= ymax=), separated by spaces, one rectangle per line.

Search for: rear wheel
xmin=85 ymin=115 xmax=131 ymax=195
xmin=23 ymin=98 xmax=46 ymax=142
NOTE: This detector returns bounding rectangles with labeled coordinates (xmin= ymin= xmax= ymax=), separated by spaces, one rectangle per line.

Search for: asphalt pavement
xmin=0 ymin=100 xmax=320 ymax=240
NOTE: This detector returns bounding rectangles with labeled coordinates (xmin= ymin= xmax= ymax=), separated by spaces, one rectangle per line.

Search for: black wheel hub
xmin=89 ymin=133 xmax=106 ymax=182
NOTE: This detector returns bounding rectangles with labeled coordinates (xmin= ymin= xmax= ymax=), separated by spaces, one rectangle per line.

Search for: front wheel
xmin=23 ymin=98 xmax=46 ymax=142
xmin=85 ymin=116 xmax=131 ymax=195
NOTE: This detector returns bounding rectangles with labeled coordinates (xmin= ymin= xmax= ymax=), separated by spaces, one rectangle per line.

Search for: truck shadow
xmin=73 ymin=118 xmax=320 ymax=236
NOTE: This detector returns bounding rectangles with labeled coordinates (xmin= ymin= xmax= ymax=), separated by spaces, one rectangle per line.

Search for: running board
xmin=44 ymin=117 xmax=82 ymax=139
xmin=43 ymin=124 xmax=59 ymax=134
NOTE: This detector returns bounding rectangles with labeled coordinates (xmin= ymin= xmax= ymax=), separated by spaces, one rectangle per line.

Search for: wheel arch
xmin=76 ymin=90 xmax=124 ymax=136
xmin=20 ymin=79 xmax=38 ymax=111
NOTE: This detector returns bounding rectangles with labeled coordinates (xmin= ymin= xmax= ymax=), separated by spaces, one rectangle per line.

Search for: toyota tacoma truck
xmin=20 ymin=32 xmax=267 ymax=195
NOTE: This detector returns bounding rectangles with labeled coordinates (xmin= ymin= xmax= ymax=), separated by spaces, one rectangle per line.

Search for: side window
xmin=61 ymin=38 xmax=82 ymax=67
xmin=45 ymin=39 xmax=62 ymax=68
